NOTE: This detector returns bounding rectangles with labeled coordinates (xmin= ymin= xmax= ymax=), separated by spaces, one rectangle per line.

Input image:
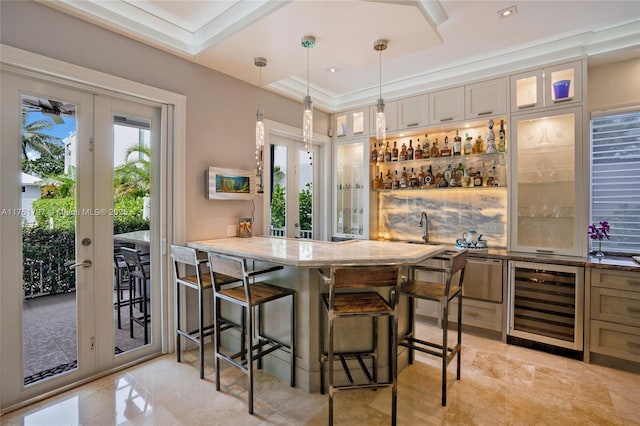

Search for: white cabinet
xmin=333 ymin=107 xmax=369 ymax=139
xmin=429 ymin=86 xmax=465 ymax=125
xmin=509 ymin=106 xmax=585 ymax=256
xmin=465 ymin=77 xmax=507 ymax=119
xmin=590 ymin=269 xmax=640 ymax=364
xmin=397 ymin=94 xmax=429 ymax=130
xmin=510 ymin=60 xmax=583 ymax=112
xmin=334 ymin=139 xmax=368 ymax=239
xmin=369 ymin=100 xmax=398 ymax=135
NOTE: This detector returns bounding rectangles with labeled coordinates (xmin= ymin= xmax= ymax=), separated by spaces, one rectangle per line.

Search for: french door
xmin=268 ymin=134 xmax=320 ymax=239
xmin=1 ymin=74 xmax=162 ymax=409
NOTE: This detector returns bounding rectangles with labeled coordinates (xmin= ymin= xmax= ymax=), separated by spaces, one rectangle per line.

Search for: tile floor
xmin=2 ymin=319 xmax=639 ymax=425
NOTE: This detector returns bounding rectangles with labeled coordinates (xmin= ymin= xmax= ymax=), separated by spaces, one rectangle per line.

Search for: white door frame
xmin=262 ymin=119 xmax=331 ymax=241
xmin=0 ymin=44 xmax=186 ymax=413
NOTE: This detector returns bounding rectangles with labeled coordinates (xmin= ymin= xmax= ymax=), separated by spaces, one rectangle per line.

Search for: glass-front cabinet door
xmin=334 ymin=139 xmax=368 ymax=239
xmin=509 ymin=106 xmax=585 ymax=256
xmin=510 ymin=61 xmax=583 ymax=112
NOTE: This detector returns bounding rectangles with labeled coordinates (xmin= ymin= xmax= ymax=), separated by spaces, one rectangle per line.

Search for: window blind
xmin=590 ymin=111 xmax=640 ymax=254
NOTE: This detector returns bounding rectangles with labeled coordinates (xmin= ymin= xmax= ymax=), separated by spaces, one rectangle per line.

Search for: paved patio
xmin=22 ymin=290 xmax=148 ymax=384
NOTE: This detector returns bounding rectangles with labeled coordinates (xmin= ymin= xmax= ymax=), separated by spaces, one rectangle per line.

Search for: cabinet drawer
xmin=591 ymin=269 xmax=640 ymax=292
xmin=449 ymin=299 xmax=502 ymax=332
xmin=591 ymin=287 xmax=640 ymax=327
xmin=590 ymin=320 xmax=640 ymax=363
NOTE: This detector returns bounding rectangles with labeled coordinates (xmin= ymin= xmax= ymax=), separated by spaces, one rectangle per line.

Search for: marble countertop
xmin=397 ymin=241 xmax=640 ymax=272
xmin=187 ymin=237 xmax=446 ymax=268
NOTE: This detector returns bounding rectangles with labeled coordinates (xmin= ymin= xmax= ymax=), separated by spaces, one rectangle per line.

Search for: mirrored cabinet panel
xmin=334 ymin=139 xmax=368 ymax=239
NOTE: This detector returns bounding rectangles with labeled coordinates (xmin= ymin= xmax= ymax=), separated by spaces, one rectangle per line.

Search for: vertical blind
xmin=590 ymin=110 xmax=640 ymax=254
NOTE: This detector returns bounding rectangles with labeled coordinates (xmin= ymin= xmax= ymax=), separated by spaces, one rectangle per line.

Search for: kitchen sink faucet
xmin=419 ymin=211 xmax=429 ymax=243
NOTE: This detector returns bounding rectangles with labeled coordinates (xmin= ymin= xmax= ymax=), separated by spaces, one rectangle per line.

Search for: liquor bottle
xmin=417 ymin=166 xmax=425 ymax=187
xmin=453 ymin=130 xmax=462 ymax=156
xmin=455 ymin=163 xmax=464 ymax=179
xmin=393 ymin=170 xmax=400 ymax=189
xmin=424 ymin=165 xmax=435 ymax=187
xmin=473 ymin=171 xmax=483 ymax=187
xmin=498 ymin=120 xmax=506 ymax=152
xmin=385 ymin=141 xmax=392 ymax=162
xmin=430 ymin=138 xmax=441 ymax=158
xmin=384 ymin=170 xmax=393 ymax=189
xmin=423 ymin=135 xmax=430 ymax=159
xmin=409 ymin=168 xmax=420 ymax=188
xmin=440 ymin=136 xmax=452 ymax=157
xmin=436 ymin=171 xmax=449 ymax=188
xmin=407 ymin=139 xmax=414 ymax=160
xmin=371 ymin=144 xmax=378 ymax=163
xmin=414 ymin=140 xmax=423 ymax=160
xmin=486 ymin=120 xmax=497 ymax=154
xmin=399 ymin=143 xmax=407 ymax=161
xmin=399 ymin=167 xmax=407 ymax=189
xmin=391 ymin=141 xmax=399 ymax=161
xmin=444 ymin=164 xmax=453 ymax=182
xmin=463 ymin=133 xmax=474 ymax=155
xmin=374 ymin=172 xmax=383 ymax=189
xmin=474 ymin=134 xmax=484 ymax=154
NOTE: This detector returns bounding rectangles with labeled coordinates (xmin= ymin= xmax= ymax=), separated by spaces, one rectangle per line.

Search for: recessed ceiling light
xmin=327 ymin=67 xmax=338 ymax=73
xmin=498 ymin=5 xmax=517 ymax=18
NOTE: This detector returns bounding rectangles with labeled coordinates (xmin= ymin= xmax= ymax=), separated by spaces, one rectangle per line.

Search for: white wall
xmin=588 ymin=57 xmax=640 ymax=113
xmin=0 ymin=0 xmax=330 ymax=241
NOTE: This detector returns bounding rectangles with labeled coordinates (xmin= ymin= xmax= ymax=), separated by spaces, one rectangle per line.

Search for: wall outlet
xmin=226 ymin=224 xmax=237 ymax=237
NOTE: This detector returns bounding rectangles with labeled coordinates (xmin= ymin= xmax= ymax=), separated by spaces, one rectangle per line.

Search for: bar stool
xmin=120 ymin=247 xmax=151 ymax=345
xmin=318 ymin=265 xmax=402 ymax=426
xmin=207 ymin=252 xmax=293 ymax=415
xmin=399 ymin=249 xmax=468 ymax=406
xmin=113 ymin=244 xmax=130 ymax=329
xmin=171 ymin=245 xmax=238 ymax=379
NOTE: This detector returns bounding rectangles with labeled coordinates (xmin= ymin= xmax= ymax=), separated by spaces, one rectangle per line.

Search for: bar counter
xmin=187 ymin=237 xmax=445 ymax=392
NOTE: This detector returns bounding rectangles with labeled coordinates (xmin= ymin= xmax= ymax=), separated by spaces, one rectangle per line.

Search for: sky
xmin=28 ymin=111 xmax=77 ymax=142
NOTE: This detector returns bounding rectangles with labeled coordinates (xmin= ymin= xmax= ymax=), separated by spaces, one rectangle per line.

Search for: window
xmin=590 ymin=110 xmax=640 ymax=254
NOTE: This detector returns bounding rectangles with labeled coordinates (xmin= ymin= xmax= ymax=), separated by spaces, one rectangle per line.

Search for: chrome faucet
xmin=419 ymin=211 xmax=429 ymax=243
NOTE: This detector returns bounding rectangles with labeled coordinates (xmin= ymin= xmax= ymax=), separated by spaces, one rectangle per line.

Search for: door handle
xmin=67 ymin=260 xmax=92 ymax=269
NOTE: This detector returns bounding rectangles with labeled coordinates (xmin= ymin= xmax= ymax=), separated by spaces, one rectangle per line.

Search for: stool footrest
xmin=400 ymin=337 xmax=460 ymax=364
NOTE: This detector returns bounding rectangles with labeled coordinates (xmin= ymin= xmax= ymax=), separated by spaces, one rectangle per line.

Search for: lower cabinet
xmin=449 ymin=298 xmax=503 ymax=333
xmin=589 ymin=269 xmax=640 ymax=364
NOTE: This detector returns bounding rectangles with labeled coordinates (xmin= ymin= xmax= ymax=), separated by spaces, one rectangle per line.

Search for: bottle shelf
xmin=372 ymin=185 xmax=507 ymax=192
xmin=370 ymin=151 xmax=507 ymax=167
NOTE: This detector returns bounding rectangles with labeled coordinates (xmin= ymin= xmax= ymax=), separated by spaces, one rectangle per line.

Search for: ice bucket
xmin=552 ymin=80 xmax=571 ymax=99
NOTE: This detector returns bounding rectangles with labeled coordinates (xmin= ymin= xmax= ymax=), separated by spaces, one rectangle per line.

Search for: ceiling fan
xmin=22 ymin=96 xmax=76 ymax=124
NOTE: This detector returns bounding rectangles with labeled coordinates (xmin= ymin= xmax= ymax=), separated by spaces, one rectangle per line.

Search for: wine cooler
xmin=508 ymin=261 xmax=584 ymax=351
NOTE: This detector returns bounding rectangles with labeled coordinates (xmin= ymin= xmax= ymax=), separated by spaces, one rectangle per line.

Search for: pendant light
xmin=301 ymin=35 xmax=315 ymax=165
xmin=374 ymin=39 xmax=388 ymax=153
xmin=255 ymin=57 xmax=267 ymax=193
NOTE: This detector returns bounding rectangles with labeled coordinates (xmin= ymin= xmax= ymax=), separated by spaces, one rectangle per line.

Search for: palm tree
xmin=114 ymin=144 xmax=151 ymax=197
xmin=21 ymin=108 xmax=61 ymax=159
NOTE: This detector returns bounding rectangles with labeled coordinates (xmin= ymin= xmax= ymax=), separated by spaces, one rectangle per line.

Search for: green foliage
xmin=22 ymin=143 xmax=65 ymax=177
xmin=114 ymin=144 xmax=151 ymax=197
xmin=270 ymin=184 xmax=286 ymax=228
xmin=30 ymin=196 xmax=149 ymax=233
xmin=32 ymin=197 xmax=76 ymax=230
xmin=299 ymin=182 xmax=313 ymax=231
xmin=22 ymin=228 xmax=76 ymax=296
xmin=21 ymin=108 xmax=63 ymax=160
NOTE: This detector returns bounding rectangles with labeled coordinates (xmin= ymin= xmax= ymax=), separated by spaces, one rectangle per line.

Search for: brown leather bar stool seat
xmin=171 ymin=245 xmax=238 ymax=379
xmin=399 ymin=249 xmax=468 ymax=406
xmin=318 ymin=265 xmax=402 ymax=426
xmin=208 ymin=252 xmax=294 ymax=415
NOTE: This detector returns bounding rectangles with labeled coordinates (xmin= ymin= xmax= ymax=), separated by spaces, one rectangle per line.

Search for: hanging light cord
xmin=379 ymin=47 xmax=382 ymax=100
xmin=306 ymin=46 xmax=310 ymax=97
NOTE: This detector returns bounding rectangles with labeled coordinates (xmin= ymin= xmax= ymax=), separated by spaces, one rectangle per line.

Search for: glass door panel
xmin=21 ymin=94 xmax=80 ymax=386
xmin=512 ymin=107 xmax=582 ymax=255
xmin=112 ymin=113 xmax=152 ymax=355
xmin=270 ymin=144 xmax=288 ymax=237
xmin=297 ymin=149 xmax=314 ymax=239
xmin=334 ymin=140 xmax=366 ymax=238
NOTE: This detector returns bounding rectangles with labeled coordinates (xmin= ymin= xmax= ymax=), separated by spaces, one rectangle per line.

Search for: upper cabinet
xmin=369 ymin=100 xmax=398 ymax=135
xmin=334 ymin=107 xmax=369 ymax=139
xmin=429 ymin=86 xmax=465 ymax=125
xmin=465 ymin=77 xmax=507 ymax=120
xmin=510 ymin=60 xmax=583 ymax=113
xmin=397 ymin=94 xmax=429 ymax=130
